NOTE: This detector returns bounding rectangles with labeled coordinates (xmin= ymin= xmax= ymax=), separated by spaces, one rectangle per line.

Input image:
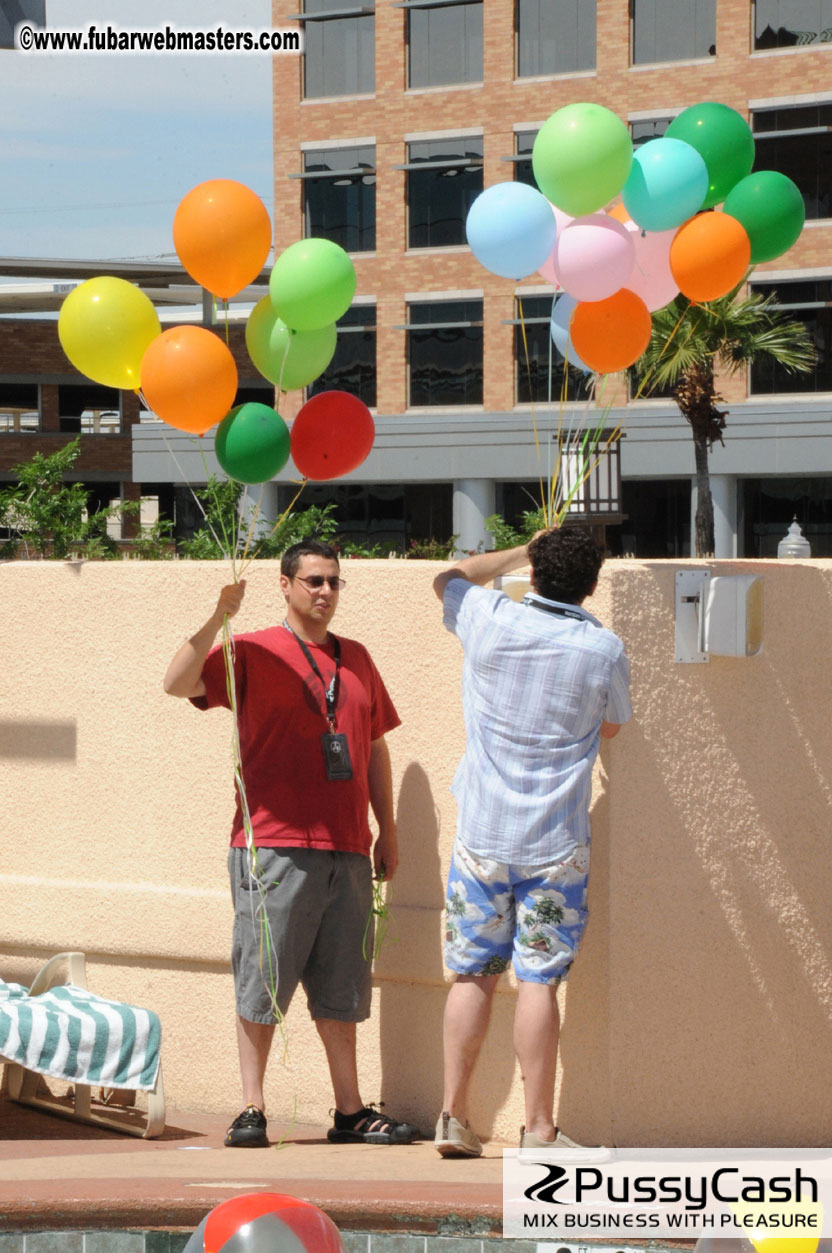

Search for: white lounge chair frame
xmin=3 ymin=951 xmax=165 ymax=1138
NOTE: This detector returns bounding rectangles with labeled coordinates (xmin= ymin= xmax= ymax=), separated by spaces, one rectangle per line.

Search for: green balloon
xmin=215 ymin=402 xmax=291 ymax=485
xmin=532 ymin=103 xmax=633 ymax=217
xmin=665 ymin=103 xmax=755 ymax=209
xmin=269 ymin=238 xmax=356 ymax=332
xmin=245 ymin=296 xmax=337 ymax=389
xmin=723 ymin=170 xmax=805 ymax=263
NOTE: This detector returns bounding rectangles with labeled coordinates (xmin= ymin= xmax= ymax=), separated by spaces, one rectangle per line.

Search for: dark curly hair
xmin=281 ymin=539 xmax=340 ymax=579
xmin=527 ymin=528 xmax=603 ymax=604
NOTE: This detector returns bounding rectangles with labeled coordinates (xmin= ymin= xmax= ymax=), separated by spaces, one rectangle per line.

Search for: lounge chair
xmin=1 ymin=951 xmax=165 ymax=1138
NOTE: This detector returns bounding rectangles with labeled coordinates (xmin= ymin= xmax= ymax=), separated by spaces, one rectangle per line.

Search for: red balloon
xmin=291 ymin=390 xmax=375 ymax=481
xmin=203 ymin=1192 xmax=343 ymax=1253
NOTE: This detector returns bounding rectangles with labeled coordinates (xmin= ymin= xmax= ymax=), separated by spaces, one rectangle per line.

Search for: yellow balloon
xmin=750 ymin=1239 xmax=819 ymax=1253
xmin=58 ymin=276 xmax=161 ymax=389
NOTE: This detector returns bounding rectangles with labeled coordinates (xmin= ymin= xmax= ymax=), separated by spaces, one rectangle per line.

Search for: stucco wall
xmin=1 ymin=557 xmax=830 ymax=1145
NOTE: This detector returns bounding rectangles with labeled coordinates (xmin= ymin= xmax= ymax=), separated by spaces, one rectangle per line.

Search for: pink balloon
xmin=538 ymin=203 xmax=573 ymax=285
xmin=553 ymin=214 xmax=635 ymax=302
xmin=624 ymin=221 xmax=679 ymax=312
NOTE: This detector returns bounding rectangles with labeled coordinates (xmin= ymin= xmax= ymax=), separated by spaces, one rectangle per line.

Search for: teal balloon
xmin=723 ymin=170 xmax=806 ymax=263
xmin=532 ymin=103 xmax=633 ymax=217
xmin=215 ymin=403 xmax=291 ymax=485
xmin=269 ymin=238 xmax=356 ymax=332
xmin=245 ymin=296 xmax=337 ymax=389
xmin=622 ymin=137 xmax=709 ymax=231
xmin=665 ymin=103 xmax=755 ymax=209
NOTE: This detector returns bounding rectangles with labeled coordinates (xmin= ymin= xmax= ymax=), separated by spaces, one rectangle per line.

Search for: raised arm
xmin=163 ymin=580 xmax=246 ymax=699
xmin=432 ymin=542 xmax=534 ymax=601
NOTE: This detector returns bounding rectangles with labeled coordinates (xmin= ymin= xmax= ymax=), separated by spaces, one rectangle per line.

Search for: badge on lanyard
xmin=285 ymin=623 xmax=354 ymax=781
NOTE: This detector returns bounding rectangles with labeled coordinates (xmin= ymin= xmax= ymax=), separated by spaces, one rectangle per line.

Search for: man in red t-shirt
xmin=163 ymin=539 xmax=418 ymax=1148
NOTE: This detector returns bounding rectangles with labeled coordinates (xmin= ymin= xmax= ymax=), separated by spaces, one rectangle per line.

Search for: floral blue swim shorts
xmin=443 ymin=838 xmax=590 ymax=984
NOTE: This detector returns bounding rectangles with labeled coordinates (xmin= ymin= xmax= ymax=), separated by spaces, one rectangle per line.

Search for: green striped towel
xmin=0 ymin=980 xmax=161 ymax=1091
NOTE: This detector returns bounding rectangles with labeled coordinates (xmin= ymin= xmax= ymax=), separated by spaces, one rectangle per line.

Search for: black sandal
xmin=327 ymin=1102 xmax=420 ymax=1144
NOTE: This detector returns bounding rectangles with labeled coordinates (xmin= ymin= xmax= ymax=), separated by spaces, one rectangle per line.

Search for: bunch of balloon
xmin=463 ymin=99 xmax=806 ymax=378
xmin=241 ymin=236 xmax=376 ymax=485
xmin=184 ymin=1192 xmax=344 ymax=1253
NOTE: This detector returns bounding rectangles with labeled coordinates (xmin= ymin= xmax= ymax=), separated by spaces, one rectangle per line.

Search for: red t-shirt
xmin=191 ymin=626 xmax=400 ymax=854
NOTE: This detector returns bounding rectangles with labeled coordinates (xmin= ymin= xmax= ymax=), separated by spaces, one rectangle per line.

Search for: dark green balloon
xmin=723 ymin=170 xmax=805 ymax=262
xmin=666 ymin=103 xmax=755 ymax=209
xmin=215 ymin=403 xmax=291 ymax=485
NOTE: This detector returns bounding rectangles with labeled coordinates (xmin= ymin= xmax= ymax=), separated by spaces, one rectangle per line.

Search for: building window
xmin=302 ymin=145 xmax=376 ymax=252
xmin=749 ymin=278 xmax=832 ymax=393
xmin=302 ymin=0 xmax=375 ymax=99
xmin=57 ymin=383 xmax=121 ymax=434
xmin=408 ymin=299 xmax=483 ymax=407
xmin=0 ymin=382 xmax=39 ymax=433
xmin=752 ymin=103 xmax=832 ymax=219
xmin=631 ymin=0 xmax=716 ymax=64
xmin=742 ymin=477 xmax=832 ymax=557
xmin=405 ymin=137 xmax=483 ymax=248
xmin=513 ymin=130 xmax=537 ymax=186
xmin=605 ymin=480 xmax=691 ymax=558
xmin=407 ymin=0 xmax=483 ymax=89
xmin=516 ymin=0 xmax=596 ymax=77
xmin=631 ymin=116 xmax=673 ymax=147
xmin=754 ymin=0 xmax=832 ymax=48
xmin=514 ymin=296 xmax=593 ymax=404
xmin=308 ymin=304 xmax=377 ymax=407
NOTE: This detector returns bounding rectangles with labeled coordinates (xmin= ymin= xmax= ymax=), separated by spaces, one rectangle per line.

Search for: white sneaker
xmin=435 ymin=1110 xmax=482 ymax=1158
xmin=519 ymin=1125 xmax=611 ymax=1161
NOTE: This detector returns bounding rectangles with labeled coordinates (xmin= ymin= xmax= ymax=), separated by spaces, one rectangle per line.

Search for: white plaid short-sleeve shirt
xmin=443 ymin=579 xmax=632 ymax=864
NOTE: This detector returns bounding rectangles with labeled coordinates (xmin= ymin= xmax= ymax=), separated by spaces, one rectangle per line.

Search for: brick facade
xmin=272 ymin=0 xmax=832 ymax=419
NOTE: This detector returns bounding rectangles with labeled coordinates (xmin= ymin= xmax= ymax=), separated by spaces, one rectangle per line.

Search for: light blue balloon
xmin=550 ymin=293 xmax=592 ymax=374
xmin=466 ymin=182 xmax=557 ymax=280
xmin=622 ymin=137 xmax=709 ymax=233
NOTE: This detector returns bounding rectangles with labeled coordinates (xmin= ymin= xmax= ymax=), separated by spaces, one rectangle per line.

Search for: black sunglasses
xmin=293 ymin=575 xmax=346 ymax=591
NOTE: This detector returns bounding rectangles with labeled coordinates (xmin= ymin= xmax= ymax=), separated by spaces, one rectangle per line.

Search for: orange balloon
xmin=173 ymin=179 xmax=272 ymax=299
xmin=670 ymin=211 xmax=751 ymax=302
xmin=140 ymin=325 xmax=238 ymax=435
xmin=608 ymin=202 xmax=631 ymax=223
xmin=570 ymin=288 xmax=653 ymax=374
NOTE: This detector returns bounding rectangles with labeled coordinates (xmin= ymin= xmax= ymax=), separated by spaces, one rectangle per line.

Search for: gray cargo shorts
xmin=228 ymin=845 xmax=374 ymax=1025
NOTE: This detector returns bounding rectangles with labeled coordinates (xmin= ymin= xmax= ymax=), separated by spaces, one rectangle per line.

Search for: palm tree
xmin=637 ymin=288 xmax=816 ymax=557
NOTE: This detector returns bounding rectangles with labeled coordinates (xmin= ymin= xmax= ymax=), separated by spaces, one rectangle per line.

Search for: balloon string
xmin=222 ymin=616 xmax=287 ymax=1044
xmin=196 ymin=442 xmax=237 ymax=564
xmin=160 ymin=431 xmax=228 ymax=557
xmin=222 ymin=299 xmax=230 ymax=346
xmin=237 ymin=478 xmax=308 ymax=577
xmin=517 ymin=295 xmax=549 ymax=528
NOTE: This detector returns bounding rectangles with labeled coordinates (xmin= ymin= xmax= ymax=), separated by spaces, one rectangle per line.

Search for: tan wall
xmin=2 ymin=557 xmax=831 ymax=1145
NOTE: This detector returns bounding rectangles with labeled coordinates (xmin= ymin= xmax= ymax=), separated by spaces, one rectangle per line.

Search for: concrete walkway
xmin=0 ymin=1094 xmax=503 ymax=1237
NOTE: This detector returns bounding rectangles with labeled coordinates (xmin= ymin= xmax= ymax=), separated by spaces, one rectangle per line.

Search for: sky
xmin=0 ymin=0 xmax=276 ymax=262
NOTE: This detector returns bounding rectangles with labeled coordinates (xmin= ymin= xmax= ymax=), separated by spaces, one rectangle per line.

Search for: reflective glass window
xmin=303 ymin=0 xmax=375 ymax=98
xmin=750 ymin=278 xmax=832 ymax=393
xmin=408 ymin=1 xmax=483 ymax=88
xmin=408 ymin=299 xmax=483 ymax=406
xmin=308 ymin=304 xmax=377 ymax=407
xmin=516 ymin=0 xmax=596 ymax=77
xmin=632 ymin=0 xmax=716 ymax=63
xmin=303 ymin=145 xmax=376 ymax=252
xmin=407 ymin=137 xmax=483 ymax=248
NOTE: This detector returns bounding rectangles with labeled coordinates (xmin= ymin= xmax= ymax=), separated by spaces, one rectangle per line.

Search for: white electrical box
xmin=703 ymin=574 xmax=764 ymax=657
xmin=675 ymin=571 xmax=764 ymax=662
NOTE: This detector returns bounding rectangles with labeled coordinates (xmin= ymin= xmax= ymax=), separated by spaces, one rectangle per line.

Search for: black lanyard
xmin=284 ymin=622 xmax=341 ymax=731
xmin=522 ymin=595 xmax=585 ymax=622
